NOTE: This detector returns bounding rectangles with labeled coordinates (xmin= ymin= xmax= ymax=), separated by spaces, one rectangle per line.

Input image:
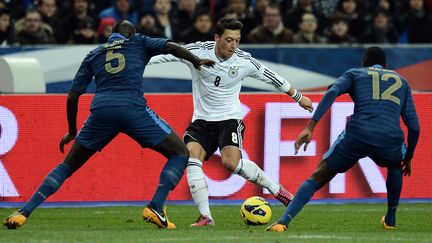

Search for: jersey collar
xmin=108 ymin=33 xmax=126 ymax=41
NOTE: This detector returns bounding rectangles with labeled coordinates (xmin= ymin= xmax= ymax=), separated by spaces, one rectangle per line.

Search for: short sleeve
xmin=139 ymin=34 xmax=169 ymax=57
xmin=332 ymin=69 xmax=354 ymax=94
xmin=70 ymin=53 xmax=93 ymax=93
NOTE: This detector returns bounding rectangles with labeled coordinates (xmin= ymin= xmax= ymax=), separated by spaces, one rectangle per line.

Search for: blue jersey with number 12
xmin=70 ymin=33 xmax=168 ymax=110
xmin=333 ymin=64 xmax=418 ymax=148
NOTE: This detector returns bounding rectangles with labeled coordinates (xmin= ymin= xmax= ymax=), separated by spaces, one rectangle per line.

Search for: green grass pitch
xmin=1 ymin=203 xmax=431 ymax=242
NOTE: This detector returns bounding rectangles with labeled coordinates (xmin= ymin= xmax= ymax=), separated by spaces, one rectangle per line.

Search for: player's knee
xmin=221 ymin=158 xmax=237 ymax=172
xmin=310 ymin=160 xmax=336 ymax=189
xmin=172 ymin=143 xmax=190 ymax=158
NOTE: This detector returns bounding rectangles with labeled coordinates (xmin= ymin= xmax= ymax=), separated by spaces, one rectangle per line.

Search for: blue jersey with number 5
xmin=70 ymin=33 xmax=168 ymax=110
xmin=333 ymin=64 xmax=418 ymax=147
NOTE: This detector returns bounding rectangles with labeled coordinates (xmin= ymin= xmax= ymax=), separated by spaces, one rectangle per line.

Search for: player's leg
xmin=275 ymin=160 xmax=336 ymax=228
xmin=3 ymin=142 xmax=96 ymax=229
xmin=371 ymin=145 xmax=405 ymax=229
xmin=382 ymin=166 xmax=402 ymax=228
xmin=268 ymin=131 xmax=363 ymax=232
xmin=125 ymin=106 xmax=188 ymax=229
xmin=4 ymin=110 xmax=115 ymax=229
xmin=218 ymin=119 xmax=292 ymax=205
xmin=184 ymin=120 xmax=217 ymax=226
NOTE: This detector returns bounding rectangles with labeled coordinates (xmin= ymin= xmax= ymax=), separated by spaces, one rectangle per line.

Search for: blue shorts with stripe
xmin=323 ymin=130 xmax=407 ymax=173
xmin=76 ymin=105 xmax=172 ymax=151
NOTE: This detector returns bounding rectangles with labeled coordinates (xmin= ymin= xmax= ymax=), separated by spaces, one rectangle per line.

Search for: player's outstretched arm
xmin=401 ymin=89 xmax=420 ymax=176
xmin=59 ymin=91 xmax=82 ymax=153
xmin=163 ymin=42 xmax=215 ymax=70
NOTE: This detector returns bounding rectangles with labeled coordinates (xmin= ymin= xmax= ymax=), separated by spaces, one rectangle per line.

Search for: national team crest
xmin=228 ymin=66 xmax=239 ymax=78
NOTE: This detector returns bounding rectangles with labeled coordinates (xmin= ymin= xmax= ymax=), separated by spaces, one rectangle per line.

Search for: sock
xmin=20 ymin=163 xmax=72 ymax=217
xmin=186 ymin=158 xmax=212 ymax=220
xmin=279 ymin=179 xmax=318 ymax=226
xmin=149 ymin=155 xmax=188 ymax=213
xmin=385 ymin=167 xmax=402 ymax=226
xmin=234 ymin=159 xmax=280 ymax=195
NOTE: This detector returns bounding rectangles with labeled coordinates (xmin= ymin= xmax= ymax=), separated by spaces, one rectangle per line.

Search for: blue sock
xmin=279 ymin=179 xmax=318 ymax=226
xmin=149 ymin=155 xmax=187 ymax=213
xmin=385 ymin=167 xmax=402 ymax=226
xmin=20 ymin=163 xmax=72 ymax=217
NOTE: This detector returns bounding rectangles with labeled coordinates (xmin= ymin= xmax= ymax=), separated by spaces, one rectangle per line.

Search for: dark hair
xmin=112 ymin=20 xmax=136 ymax=38
xmin=0 ymin=8 xmax=10 ymax=17
xmin=265 ymin=2 xmax=281 ymax=14
xmin=215 ymin=17 xmax=243 ymax=36
xmin=362 ymin=46 xmax=387 ymax=67
xmin=329 ymin=13 xmax=349 ymax=26
xmin=192 ymin=9 xmax=211 ymax=23
xmin=372 ymin=7 xmax=390 ymax=19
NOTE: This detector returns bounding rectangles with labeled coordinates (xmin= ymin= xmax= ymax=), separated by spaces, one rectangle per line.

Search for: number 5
xmin=105 ymin=46 xmax=125 ymax=74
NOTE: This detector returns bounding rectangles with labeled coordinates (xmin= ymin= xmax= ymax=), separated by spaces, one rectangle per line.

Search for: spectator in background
xmin=71 ymin=17 xmax=97 ymax=44
xmin=137 ymin=11 xmax=164 ymax=38
xmin=284 ymin=0 xmax=327 ymax=34
xmin=293 ymin=12 xmax=326 ymax=44
xmin=59 ymin=0 xmax=98 ymax=43
xmin=248 ymin=3 xmax=293 ymax=44
xmin=174 ymin=0 xmax=197 ymax=32
xmin=15 ymin=9 xmax=55 ymax=45
xmin=99 ymin=0 xmax=138 ymax=25
xmin=249 ymin=0 xmax=270 ymax=26
xmin=218 ymin=7 xmax=238 ymax=20
xmin=373 ymin=0 xmax=402 ymax=22
xmin=37 ymin=0 xmax=58 ymax=29
xmin=0 ymin=8 xmax=13 ymax=46
xmin=153 ymin=0 xmax=178 ymax=40
xmin=333 ymin=0 xmax=365 ymax=39
xmin=362 ymin=8 xmax=398 ymax=43
xmin=326 ymin=14 xmax=356 ymax=44
xmin=226 ymin=0 xmax=259 ymax=42
xmin=397 ymin=0 xmax=432 ymax=43
xmin=314 ymin=0 xmax=339 ymax=17
xmin=96 ymin=17 xmax=115 ymax=43
xmin=178 ymin=10 xmax=213 ymax=44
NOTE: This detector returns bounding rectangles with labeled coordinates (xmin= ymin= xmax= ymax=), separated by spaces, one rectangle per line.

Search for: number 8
xmin=231 ymin=132 xmax=238 ymax=144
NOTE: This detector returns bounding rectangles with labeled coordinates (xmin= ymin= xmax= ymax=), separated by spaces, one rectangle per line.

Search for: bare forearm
xmin=66 ymin=91 xmax=80 ymax=135
xmin=163 ymin=42 xmax=200 ymax=67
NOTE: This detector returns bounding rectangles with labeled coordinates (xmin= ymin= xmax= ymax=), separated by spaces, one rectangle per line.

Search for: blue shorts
xmin=323 ymin=130 xmax=407 ymax=173
xmin=76 ymin=106 xmax=172 ymax=151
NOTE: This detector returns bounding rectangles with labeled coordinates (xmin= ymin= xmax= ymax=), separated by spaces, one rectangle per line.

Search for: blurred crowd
xmin=0 ymin=0 xmax=432 ymax=46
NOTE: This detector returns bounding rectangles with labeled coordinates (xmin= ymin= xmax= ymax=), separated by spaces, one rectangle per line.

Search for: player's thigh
xmin=184 ymin=119 xmax=218 ymax=161
xmin=323 ymin=130 xmax=366 ymax=173
xmin=310 ymin=160 xmax=337 ymax=189
xmin=63 ymin=141 xmax=97 ymax=173
xmin=186 ymin=142 xmax=207 ymax=162
xmin=122 ymin=106 xmax=173 ymax=148
xmin=369 ymin=143 xmax=406 ymax=168
xmin=75 ymin=108 xmax=119 ymax=152
xmin=151 ymin=130 xmax=189 ymax=159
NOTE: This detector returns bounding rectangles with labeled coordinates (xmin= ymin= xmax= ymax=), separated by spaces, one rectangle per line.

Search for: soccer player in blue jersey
xmin=3 ymin=20 xmax=214 ymax=230
xmin=267 ymin=47 xmax=420 ymax=232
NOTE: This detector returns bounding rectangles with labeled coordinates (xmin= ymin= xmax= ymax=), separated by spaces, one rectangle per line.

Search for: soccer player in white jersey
xmin=149 ymin=17 xmax=314 ymax=227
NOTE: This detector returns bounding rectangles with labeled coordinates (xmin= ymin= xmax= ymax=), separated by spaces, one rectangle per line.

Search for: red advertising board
xmin=0 ymin=94 xmax=431 ymax=202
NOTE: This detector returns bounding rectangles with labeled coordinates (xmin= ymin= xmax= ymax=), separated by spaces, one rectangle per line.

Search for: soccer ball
xmin=240 ymin=196 xmax=272 ymax=225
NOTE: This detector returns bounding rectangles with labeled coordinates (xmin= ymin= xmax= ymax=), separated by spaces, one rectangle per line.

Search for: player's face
xmin=215 ymin=29 xmax=241 ymax=59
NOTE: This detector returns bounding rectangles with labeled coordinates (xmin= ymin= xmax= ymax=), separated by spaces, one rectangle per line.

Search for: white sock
xmin=234 ymin=159 xmax=280 ymax=195
xmin=186 ymin=158 xmax=213 ymax=220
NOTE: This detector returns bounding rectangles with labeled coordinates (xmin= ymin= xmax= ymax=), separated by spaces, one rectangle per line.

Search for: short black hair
xmin=215 ymin=17 xmax=243 ymax=36
xmin=112 ymin=20 xmax=136 ymax=38
xmin=329 ymin=13 xmax=349 ymax=26
xmin=192 ymin=9 xmax=211 ymax=23
xmin=362 ymin=46 xmax=387 ymax=67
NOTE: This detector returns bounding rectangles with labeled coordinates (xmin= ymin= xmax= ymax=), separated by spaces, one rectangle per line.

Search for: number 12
xmin=368 ymin=71 xmax=402 ymax=105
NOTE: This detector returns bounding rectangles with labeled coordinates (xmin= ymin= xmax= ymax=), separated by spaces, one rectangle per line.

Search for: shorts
xmin=76 ymin=106 xmax=172 ymax=151
xmin=183 ymin=119 xmax=245 ymax=161
xmin=323 ymin=130 xmax=407 ymax=173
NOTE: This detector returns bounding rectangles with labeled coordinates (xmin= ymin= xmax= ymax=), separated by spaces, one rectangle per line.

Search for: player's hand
xmin=59 ymin=132 xmax=76 ymax=153
xmin=294 ymin=128 xmax=313 ymax=155
xmin=299 ymin=96 xmax=313 ymax=113
xmin=402 ymin=159 xmax=411 ymax=176
xmin=193 ymin=59 xmax=215 ymax=70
